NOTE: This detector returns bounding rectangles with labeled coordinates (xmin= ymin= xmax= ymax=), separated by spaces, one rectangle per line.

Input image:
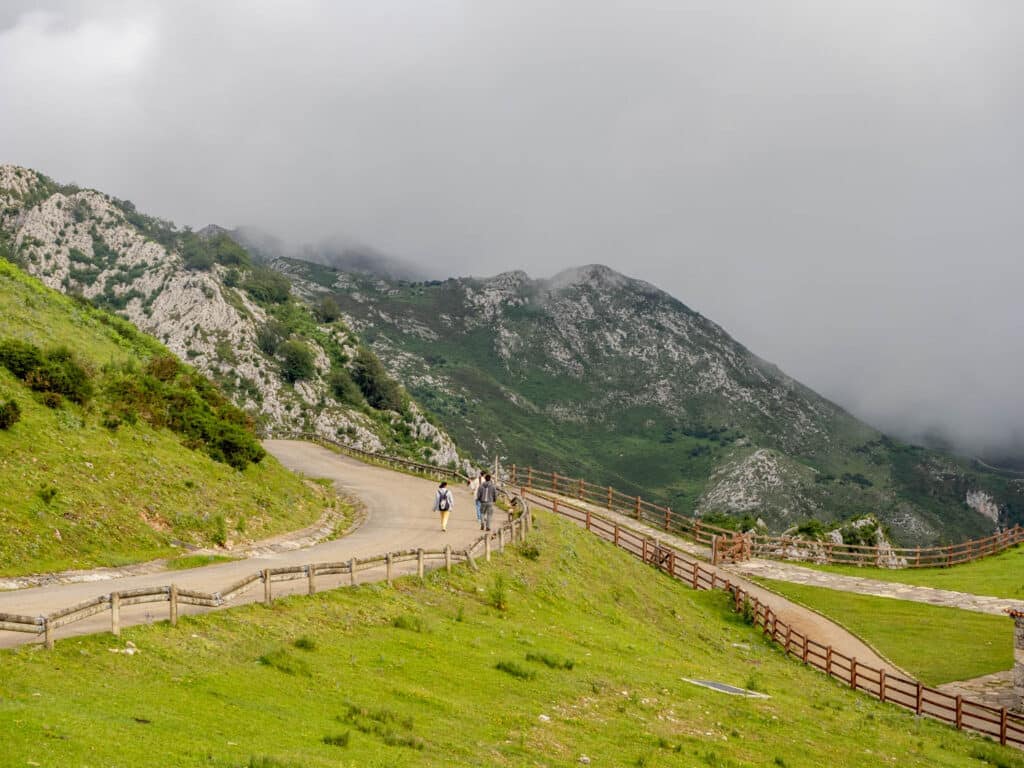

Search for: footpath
xmin=727 ymin=558 xmax=1024 ymax=617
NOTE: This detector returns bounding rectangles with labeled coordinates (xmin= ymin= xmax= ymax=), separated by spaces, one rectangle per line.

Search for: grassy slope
xmin=801 ymin=546 xmax=1024 ymax=600
xmin=756 ymin=580 xmax=1013 ymax=686
xmin=0 ymin=260 xmax=329 ymax=575
xmin=1 ymin=512 xmax=1021 ymax=767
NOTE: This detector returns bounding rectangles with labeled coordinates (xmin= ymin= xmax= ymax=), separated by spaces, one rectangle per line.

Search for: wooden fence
xmin=509 ymin=464 xmax=1024 ymax=569
xmin=0 ymin=510 xmax=532 ymax=650
xmin=523 ymin=490 xmax=1024 ymax=749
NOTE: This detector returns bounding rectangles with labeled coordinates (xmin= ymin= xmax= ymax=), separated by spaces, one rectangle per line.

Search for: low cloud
xmin=2 ymin=1 xmax=1022 ymax=460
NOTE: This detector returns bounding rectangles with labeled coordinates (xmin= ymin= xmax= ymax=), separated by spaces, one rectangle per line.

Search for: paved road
xmin=0 ymin=440 xmax=482 ymax=648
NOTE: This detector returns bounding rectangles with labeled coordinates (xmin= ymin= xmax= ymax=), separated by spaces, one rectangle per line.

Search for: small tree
xmin=351 ymin=347 xmax=405 ymax=412
xmin=328 ymin=368 xmax=362 ymax=406
xmin=315 ymin=296 xmax=341 ymax=323
xmin=279 ymin=340 xmax=315 ymax=383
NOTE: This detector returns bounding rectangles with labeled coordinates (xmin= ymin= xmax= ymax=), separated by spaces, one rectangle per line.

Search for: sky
xmin=1 ymin=1 xmax=1022 ymax=462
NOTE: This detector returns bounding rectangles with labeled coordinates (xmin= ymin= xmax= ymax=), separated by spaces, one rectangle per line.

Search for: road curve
xmin=0 ymin=440 xmax=483 ymax=648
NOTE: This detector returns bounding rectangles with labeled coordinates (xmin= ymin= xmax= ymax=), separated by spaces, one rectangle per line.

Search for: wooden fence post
xmin=711 ymin=535 xmax=719 ymax=565
xmin=691 ymin=561 xmax=699 ymax=590
xmin=915 ymin=682 xmax=923 ymax=715
xmin=825 ymin=646 xmax=833 ymax=676
xmin=349 ymin=558 xmax=357 ymax=586
xmin=263 ymin=570 xmax=272 ymax=605
xmin=784 ymin=626 xmax=792 ymax=655
xmin=386 ymin=552 xmax=393 ymax=586
xmin=552 ymin=472 xmax=558 ymax=493
xmin=634 ymin=496 xmax=641 ymax=519
xmin=585 ymin=509 xmax=592 ymax=531
xmin=307 ymin=565 xmax=317 ymax=595
xmin=879 ymin=668 xmax=886 ymax=702
xmin=445 ymin=545 xmax=452 ymax=573
xmin=916 ymin=547 xmax=921 ymax=567
xmin=641 ymin=538 xmax=648 ymax=563
xmin=578 ymin=478 xmax=584 ymax=499
xmin=498 ymin=528 xmax=505 ymax=551
xmin=955 ymin=695 xmax=963 ymax=729
xmin=665 ymin=507 xmax=671 ymax=530
xmin=802 ymin=636 xmax=809 ymax=664
xmin=169 ymin=584 xmax=178 ymax=627
xmin=44 ymin=617 xmax=53 ymax=650
xmin=613 ymin=525 xmax=620 ymax=547
xmin=527 ymin=467 xmax=533 ymax=490
xmin=850 ymin=658 xmax=858 ymax=689
xmin=111 ymin=592 xmax=121 ymax=636
xmin=1001 ymin=707 xmax=1008 ymax=745
xmin=484 ymin=535 xmax=491 ymax=562
xmin=607 ymin=486 xmax=613 ymax=510
xmin=417 ymin=548 xmax=425 ymax=578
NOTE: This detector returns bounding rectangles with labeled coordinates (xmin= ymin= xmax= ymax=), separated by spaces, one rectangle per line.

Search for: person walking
xmin=434 ymin=481 xmax=454 ymax=532
xmin=476 ymin=473 xmax=498 ymax=531
xmin=468 ymin=470 xmax=484 ymax=527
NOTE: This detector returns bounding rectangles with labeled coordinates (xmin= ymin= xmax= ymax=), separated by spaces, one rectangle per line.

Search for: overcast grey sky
xmin=2 ymin=1 xmax=1022 ymax=460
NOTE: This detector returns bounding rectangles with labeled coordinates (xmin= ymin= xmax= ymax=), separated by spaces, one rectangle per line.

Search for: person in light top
xmin=433 ymin=481 xmax=454 ymax=532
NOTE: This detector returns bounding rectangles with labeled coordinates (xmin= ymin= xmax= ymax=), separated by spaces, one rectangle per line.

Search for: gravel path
xmin=727 ymin=559 xmax=1024 ymax=616
xmin=0 ymin=440 xmax=482 ymax=648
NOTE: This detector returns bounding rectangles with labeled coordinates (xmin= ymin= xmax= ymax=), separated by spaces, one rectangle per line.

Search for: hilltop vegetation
xmin=0 ymin=260 xmax=331 ymax=575
xmin=1 ymin=511 xmax=1020 ymax=767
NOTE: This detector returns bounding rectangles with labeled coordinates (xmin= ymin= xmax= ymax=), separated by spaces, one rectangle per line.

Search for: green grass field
xmin=802 ymin=546 xmax=1024 ymax=600
xmin=755 ymin=580 xmax=1013 ymax=686
xmin=0 ymin=259 xmax=333 ymax=576
xmin=2 ymin=511 xmax=1021 ymax=767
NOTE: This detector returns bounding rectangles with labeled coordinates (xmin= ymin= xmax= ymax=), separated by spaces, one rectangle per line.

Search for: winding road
xmin=0 ymin=440 xmax=481 ymax=648
xmin=0 ymin=439 xmax=909 ymax=682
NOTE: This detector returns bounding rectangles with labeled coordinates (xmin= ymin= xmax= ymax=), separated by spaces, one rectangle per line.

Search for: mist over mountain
xmin=231 ymin=227 xmax=429 ymax=282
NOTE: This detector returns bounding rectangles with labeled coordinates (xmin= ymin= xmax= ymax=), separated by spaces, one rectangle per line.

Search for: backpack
xmin=438 ymin=490 xmax=451 ymax=512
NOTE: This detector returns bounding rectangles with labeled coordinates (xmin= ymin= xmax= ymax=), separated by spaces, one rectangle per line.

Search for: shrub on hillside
xmin=328 ymin=368 xmax=362 ymax=406
xmin=243 ymin=267 xmax=291 ymax=304
xmin=279 ymin=341 xmax=316 ymax=383
xmin=351 ymin=347 xmax=406 ymax=412
xmin=0 ymin=340 xmax=93 ymax=404
xmin=104 ymin=363 xmax=265 ymax=470
xmin=314 ymin=296 xmax=341 ymax=323
xmin=256 ymin=320 xmax=288 ymax=356
xmin=0 ymin=399 xmax=21 ymax=430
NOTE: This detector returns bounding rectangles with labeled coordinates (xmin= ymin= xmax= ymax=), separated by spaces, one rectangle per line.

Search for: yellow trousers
xmin=440 ymin=510 xmax=450 ymax=531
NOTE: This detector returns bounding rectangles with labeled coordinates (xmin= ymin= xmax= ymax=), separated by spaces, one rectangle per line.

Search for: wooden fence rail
xmin=524 ymin=489 xmax=1024 ymax=750
xmin=512 ymin=463 xmax=1024 ymax=569
xmin=1 ymin=507 xmax=531 ymax=651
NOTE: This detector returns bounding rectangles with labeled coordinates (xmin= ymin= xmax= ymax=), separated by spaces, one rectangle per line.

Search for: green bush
xmin=243 ymin=267 xmax=290 ymax=304
xmin=328 ymin=368 xmax=362 ymax=406
xmin=495 ymin=660 xmax=534 ymax=680
xmin=314 ymin=296 xmax=341 ymax=323
xmin=351 ymin=347 xmax=405 ymax=412
xmin=0 ymin=340 xmax=93 ymax=404
xmin=256 ymin=320 xmax=288 ymax=356
xmin=279 ymin=341 xmax=315 ymax=383
xmin=0 ymin=399 xmax=21 ymax=430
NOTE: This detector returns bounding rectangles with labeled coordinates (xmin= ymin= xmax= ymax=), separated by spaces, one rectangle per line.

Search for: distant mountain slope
xmin=273 ymin=259 xmax=1024 ymax=545
xmin=0 ymin=165 xmax=459 ymax=467
xmin=0 ymin=259 xmax=333 ymax=576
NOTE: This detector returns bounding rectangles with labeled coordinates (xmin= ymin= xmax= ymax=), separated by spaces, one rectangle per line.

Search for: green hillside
xmin=1 ymin=510 xmax=1019 ymax=767
xmin=0 ymin=260 xmax=332 ymax=576
xmin=278 ymin=260 xmax=1022 ymax=546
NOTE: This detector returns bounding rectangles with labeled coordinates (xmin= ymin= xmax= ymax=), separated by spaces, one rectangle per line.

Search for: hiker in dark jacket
xmin=433 ymin=481 xmax=454 ymax=532
xmin=475 ymin=474 xmax=498 ymax=531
